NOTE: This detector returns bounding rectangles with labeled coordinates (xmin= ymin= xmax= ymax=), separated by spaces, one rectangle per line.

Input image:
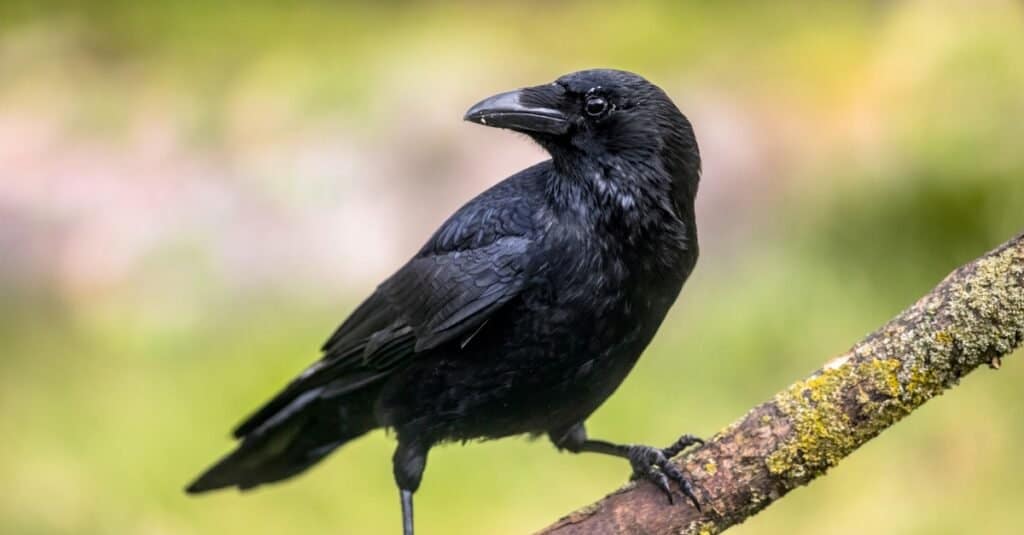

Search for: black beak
xmin=464 ymin=87 xmax=569 ymax=135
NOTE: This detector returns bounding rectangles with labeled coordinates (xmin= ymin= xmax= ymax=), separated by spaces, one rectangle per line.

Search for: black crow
xmin=186 ymin=69 xmax=703 ymax=535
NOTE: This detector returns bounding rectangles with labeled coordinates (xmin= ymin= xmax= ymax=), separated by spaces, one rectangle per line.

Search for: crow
xmin=186 ymin=69 xmax=703 ymax=535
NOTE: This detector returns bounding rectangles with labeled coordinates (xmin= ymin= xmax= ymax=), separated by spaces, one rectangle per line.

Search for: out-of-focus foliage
xmin=2 ymin=1 xmax=1023 ymax=534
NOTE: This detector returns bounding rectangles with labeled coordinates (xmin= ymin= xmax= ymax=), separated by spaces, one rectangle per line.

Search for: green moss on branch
xmin=540 ymin=233 xmax=1024 ymax=535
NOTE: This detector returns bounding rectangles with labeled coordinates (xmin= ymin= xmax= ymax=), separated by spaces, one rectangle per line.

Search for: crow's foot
xmin=627 ymin=434 xmax=703 ymax=510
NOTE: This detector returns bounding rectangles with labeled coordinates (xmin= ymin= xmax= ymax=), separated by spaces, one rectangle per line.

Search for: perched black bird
xmin=186 ymin=69 xmax=703 ymax=534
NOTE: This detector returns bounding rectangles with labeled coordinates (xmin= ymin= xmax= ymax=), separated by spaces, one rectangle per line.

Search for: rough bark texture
xmin=539 ymin=232 xmax=1024 ymax=535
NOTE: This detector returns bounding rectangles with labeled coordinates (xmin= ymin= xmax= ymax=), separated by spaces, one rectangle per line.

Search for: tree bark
xmin=538 ymin=232 xmax=1024 ymax=535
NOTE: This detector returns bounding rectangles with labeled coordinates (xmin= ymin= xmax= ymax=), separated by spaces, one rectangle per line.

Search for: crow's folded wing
xmin=233 ymin=190 xmax=537 ymax=438
xmin=381 ymin=235 xmax=530 ymax=351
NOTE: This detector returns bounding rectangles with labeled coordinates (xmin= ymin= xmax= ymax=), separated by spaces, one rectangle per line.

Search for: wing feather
xmin=233 ymin=170 xmax=542 ymax=438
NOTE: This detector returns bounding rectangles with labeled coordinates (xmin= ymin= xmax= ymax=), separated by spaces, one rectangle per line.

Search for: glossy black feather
xmin=230 ymin=172 xmax=537 ymax=440
xmin=187 ymin=69 xmax=702 ymax=505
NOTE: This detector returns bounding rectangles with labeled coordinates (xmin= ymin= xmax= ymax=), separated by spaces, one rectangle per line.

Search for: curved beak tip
xmin=463 ymin=89 xmax=569 ymax=135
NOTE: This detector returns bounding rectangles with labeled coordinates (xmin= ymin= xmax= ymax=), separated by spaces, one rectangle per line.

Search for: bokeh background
xmin=3 ymin=1 xmax=1024 ymax=534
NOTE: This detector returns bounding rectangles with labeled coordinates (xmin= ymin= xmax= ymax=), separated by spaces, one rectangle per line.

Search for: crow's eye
xmin=584 ymin=96 xmax=609 ymax=117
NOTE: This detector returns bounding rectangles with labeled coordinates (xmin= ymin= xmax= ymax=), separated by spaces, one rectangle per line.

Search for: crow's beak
xmin=464 ymin=87 xmax=569 ymax=135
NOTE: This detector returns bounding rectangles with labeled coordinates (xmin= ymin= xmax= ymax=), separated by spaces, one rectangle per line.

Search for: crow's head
xmin=465 ymin=69 xmax=700 ymax=194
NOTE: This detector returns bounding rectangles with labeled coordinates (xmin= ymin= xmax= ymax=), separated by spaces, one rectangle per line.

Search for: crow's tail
xmin=185 ymin=387 xmax=377 ymax=494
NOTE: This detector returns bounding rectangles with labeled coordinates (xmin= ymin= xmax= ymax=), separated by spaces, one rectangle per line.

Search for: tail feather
xmin=232 ymin=367 xmax=384 ymax=439
xmin=186 ymin=387 xmax=377 ymax=494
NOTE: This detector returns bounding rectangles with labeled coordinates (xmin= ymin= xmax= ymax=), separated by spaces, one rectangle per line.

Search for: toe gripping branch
xmin=627 ymin=434 xmax=704 ymax=510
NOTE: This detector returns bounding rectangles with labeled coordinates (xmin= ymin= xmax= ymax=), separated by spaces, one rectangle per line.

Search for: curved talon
xmin=664 ymin=434 xmax=704 ymax=459
xmin=647 ymin=466 xmax=674 ymax=503
xmin=660 ymin=458 xmax=702 ymax=511
xmin=626 ymin=435 xmax=704 ymax=510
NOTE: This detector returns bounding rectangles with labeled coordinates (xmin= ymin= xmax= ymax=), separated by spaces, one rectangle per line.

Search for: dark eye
xmin=584 ymin=96 xmax=609 ymax=117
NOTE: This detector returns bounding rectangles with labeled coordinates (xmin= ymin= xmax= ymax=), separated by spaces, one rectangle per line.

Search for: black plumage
xmin=187 ymin=69 xmax=703 ymax=534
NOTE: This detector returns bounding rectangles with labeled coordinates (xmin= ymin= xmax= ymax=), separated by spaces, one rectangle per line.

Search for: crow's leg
xmin=549 ymin=422 xmax=703 ymax=510
xmin=393 ymin=440 xmax=429 ymax=535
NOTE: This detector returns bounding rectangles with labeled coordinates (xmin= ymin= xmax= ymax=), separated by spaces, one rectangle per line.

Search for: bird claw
xmin=627 ymin=435 xmax=703 ymax=511
xmin=663 ymin=434 xmax=704 ymax=459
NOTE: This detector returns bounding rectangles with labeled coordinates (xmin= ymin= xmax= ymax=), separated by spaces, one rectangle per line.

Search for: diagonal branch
xmin=539 ymin=232 xmax=1024 ymax=535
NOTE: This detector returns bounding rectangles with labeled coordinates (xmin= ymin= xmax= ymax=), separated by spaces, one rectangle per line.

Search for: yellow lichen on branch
xmin=538 ymin=232 xmax=1024 ymax=535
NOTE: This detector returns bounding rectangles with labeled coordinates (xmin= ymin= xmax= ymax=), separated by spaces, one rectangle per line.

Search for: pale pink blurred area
xmin=0 ymin=57 xmax=802 ymax=310
xmin=4 ymin=0 xmax=1023 ymax=328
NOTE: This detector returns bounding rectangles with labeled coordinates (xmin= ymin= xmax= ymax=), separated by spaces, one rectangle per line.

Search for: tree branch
xmin=539 ymin=232 xmax=1024 ymax=535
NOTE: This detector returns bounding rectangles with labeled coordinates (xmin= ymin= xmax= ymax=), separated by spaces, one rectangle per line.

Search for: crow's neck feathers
xmin=544 ymin=134 xmax=699 ymax=242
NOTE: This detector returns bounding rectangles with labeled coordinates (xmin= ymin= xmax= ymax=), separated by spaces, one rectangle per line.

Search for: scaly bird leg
xmin=549 ymin=422 xmax=704 ymax=510
xmin=393 ymin=440 xmax=429 ymax=535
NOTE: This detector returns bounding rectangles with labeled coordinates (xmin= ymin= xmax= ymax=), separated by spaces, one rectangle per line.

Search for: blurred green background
xmin=2 ymin=1 xmax=1023 ymax=534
